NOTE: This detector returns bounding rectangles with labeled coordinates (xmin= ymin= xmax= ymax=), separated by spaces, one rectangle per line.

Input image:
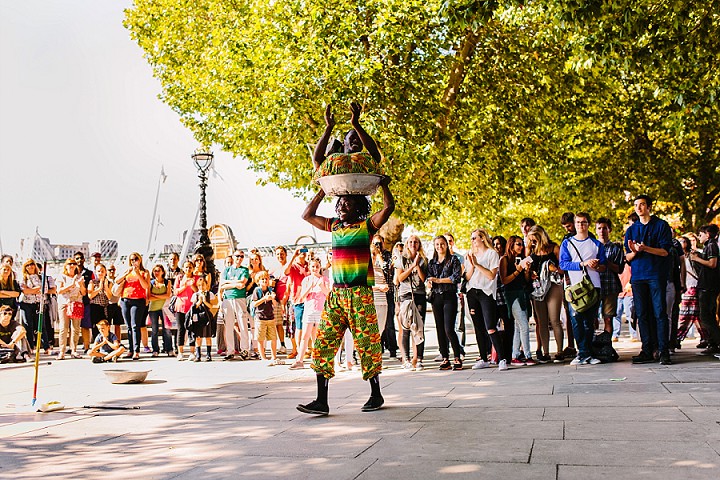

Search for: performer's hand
xmin=324 ymin=104 xmax=335 ymax=129
xmin=379 ymin=175 xmax=391 ymax=187
xmin=349 ymin=101 xmax=362 ymax=126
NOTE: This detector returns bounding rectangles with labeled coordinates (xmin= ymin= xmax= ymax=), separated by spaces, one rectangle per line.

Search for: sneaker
xmin=403 ymin=361 xmax=413 ymax=370
xmin=167 ymin=351 xmax=177 ymax=357
xmin=659 ymin=353 xmax=672 ymax=365
xmin=193 ymin=355 xmax=201 ymax=362
xmin=452 ymin=359 xmax=463 ymax=370
xmin=142 ymin=346 xmax=152 ymax=354
xmin=275 ymin=358 xmax=285 ymax=365
xmin=699 ymin=346 xmax=720 ymax=356
xmin=91 ymin=357 xmax=104 ymax=364
xmin=151 ymin=352 xmax=159 ymax=358
xmin=177 ymin=353 xmax=185 ymax=361
xmin=297 ymin=400 xmax=329 ymax=415
xmin=250 ymin=351 xmax=261 ymax=360
xmin=439 ymin=360 xmax=452 ymax=370
xmin=289 ymin=361 xmax=305 ymax=370
xmin=612 ymin=337 xmax=619 ymax=342
xmin=279 ymin=346 xmax=287 ymax=355
xmin=223 ymin=354 xmax=235 ymax=361
xmin=434 ymin=354 xmax=444 ymax=362
xmin=361 ymin=395 xmax=385 ymax=412
xmin=238 ymin=350 xmax=250 ymax=361
xmin=583 ymin=357 xmax=601 ymax=365
xmin=536 ymin=355 xmax=551 ymax=364
xmin=472 ymin=359 xmax=490 ymax=370
xmin=415 ymin=362 xmax=424 ymax=371
xmin=553 ymin=354 xmax=565 ymax=363
xmin=498 ymin=359 xmax=508 ymax=371
xmin=204 ymin=355 xmax=212 ymax=362
xmin=696 ymin=341 xmax=708 ymax=349
xmin=187 ymin=353 xmax=196 ymax=362
xmin=569 ymin=356 xmax=583 ymax=365
xmin=511 ymin=358 xmax=525 ymax=366
xmin=714 ymin=354 xmax=720 ymax=360
xmin=632 ymin=351 xmax=655 ymax=364
xmin=524 ymin=358 xmax=537 ymax=366
xmin=288 ymin=351 xmax=298 ymax=359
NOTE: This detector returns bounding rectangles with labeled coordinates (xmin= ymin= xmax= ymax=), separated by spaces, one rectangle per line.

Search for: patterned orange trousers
xmin=311 ymin=286 xmax=383 ymax=380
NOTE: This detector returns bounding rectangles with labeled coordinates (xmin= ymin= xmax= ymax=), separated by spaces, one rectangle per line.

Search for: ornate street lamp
xmin=192 ymin=148 xmax=216 ymax=285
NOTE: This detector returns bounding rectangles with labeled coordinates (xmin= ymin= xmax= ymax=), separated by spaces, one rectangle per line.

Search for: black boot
xmin=297 ymin=374 xmax=330 ymax=415
xmin=362 ymin=375 xmax=384 ymax=412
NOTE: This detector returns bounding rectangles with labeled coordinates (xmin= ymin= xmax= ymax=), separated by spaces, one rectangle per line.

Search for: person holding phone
xmin=500 ymin=235 xmax=535 ymax=366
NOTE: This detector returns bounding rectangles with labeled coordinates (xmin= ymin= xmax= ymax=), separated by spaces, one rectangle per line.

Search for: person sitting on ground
xmin=88 ymin=319 xmax=126 ymax=363
xmin=0 ymin=305 xmax=30 ymax=363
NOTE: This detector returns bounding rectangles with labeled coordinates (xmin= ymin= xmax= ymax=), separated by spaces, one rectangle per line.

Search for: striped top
xmin=328 ymin=217 xmax=377 ymax=288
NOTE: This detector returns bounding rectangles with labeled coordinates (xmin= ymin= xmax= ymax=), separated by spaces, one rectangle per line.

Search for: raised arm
xmin=349 ymin=102 xmax=381 ymax=163
xmin=369 ymin=176 xmax=395 ymax=230
xmin=302 ymin=190 xmax=332 ymax=231
xmin=313 ymin=105 xmax=335 ymax=169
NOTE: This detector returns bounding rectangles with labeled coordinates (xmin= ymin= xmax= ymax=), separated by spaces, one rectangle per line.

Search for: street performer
xmin=297 ymin=103 xmax=394 ymax=415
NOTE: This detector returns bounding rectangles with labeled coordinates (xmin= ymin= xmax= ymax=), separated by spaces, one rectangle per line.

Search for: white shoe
xmin=584 ymin=357 xmax=601 ymax=365
xmin=472 ymin=360 xmax=490 ymax=370
xmin=434 ymin=354 xmax=443 ymax=362
xmin=279 ymin=346 xmax=287 ymax=355
xmin=187 ymin=353 xmax=196 ymax=362
xmin=403 ymin=361 xmax=413 ymax=370
xmin=569 ymin=356 xmax=583 ymax=365
xmin=415 ymin=362 xmax=424 ymax=371
xmin=177 ymin=353 xmax=185 ymax=361
xmin=498 ymin=359 xmax=508 ymax=371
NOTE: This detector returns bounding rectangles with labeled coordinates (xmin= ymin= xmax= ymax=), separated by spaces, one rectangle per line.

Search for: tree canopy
xmin=124 ymin=0 xmax=720 ymax=243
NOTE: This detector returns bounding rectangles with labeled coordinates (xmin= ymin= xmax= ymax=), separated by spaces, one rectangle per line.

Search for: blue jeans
xmin=149 ymin=309 xmax=173 ymax=353
xmin=614 ymin=296 xmax=637 ymax=339
xmin=120 ymin=298 xmax=145 ymax=354
xmin=294 ymin=303 xmax=305 ymax=331
xmin=505 ymin=289 xmax=532 ymax=360
xmin=568 ymin=288 xmax=601 ymax=359
xmin=632 ymin=279 xmax=669 ymax=355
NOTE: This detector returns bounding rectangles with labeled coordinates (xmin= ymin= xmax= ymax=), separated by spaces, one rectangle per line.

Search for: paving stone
xmin=361 ymin=437 xmax=533 ymax=463
xmin=558 ymin=465 xmax=720 ymax=480
xmin=412 ymin=420 xmax=564 ymax=440
xmin=568 ymin=392 xmax=700 ymax=407
xmin=555 ymin=382 xmax=667 ymax=394
xmin=689 ymin=393 xmax=720 ymax=407
xmin=542 ymin=406 xmax=688 ymax=422
xmin=670 ymin=369 xmax=720 ymax=383
xmin=564 ymin=420 xmax=720 ymax=441
xmin=412 ymin=407 xmax=545 ymax=422
xmin=171 ymin=456 xmax=378 ymax=480
xmin=531 ymin=439 xmax=720 ymax=466
xmin=356 ymin=460 xmax=557 ymax=479
xmin=664 ymin=383 xmax=719 ymax=393
xmin=680 ymin=406 xmax=720 ymax=423
xmin=449 ymin=393 xmax=568 ymax=408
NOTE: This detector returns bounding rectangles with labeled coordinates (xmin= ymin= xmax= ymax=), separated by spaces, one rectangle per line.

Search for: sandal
xmin=453 ymin=358 xmax=463 ymax=370
xmin=439 ymin=359 xmax=452 ymax=370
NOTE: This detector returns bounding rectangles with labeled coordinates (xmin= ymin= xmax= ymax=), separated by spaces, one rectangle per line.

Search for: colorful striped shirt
xmin=328 ymin=217 xmax=377 ymax=288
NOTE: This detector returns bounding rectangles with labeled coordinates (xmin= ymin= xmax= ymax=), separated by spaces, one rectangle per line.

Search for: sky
xmin=0 ymin=0 xmax=332 ymax=258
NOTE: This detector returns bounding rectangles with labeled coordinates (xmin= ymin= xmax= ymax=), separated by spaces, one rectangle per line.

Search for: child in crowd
xmin=190 ymin=276 xmax=217 ymax=362
xmin=250 ymin=271 xmax=283 ymax=365
xmin=290 ymin=257 xmax=330 ymax=370
xmin=89 ymin=319 xmax=126 ymax=363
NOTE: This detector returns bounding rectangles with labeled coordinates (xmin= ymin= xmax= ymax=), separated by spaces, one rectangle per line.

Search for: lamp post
xmin=192 ymin=148 xmax=216 ymax=283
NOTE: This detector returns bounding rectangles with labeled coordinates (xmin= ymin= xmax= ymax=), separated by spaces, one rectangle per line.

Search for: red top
xmin=287 ymin=262 xmax=309 ymax=304
xmin=174 ymin=275 xmax=197 ymax=314
xmin=122 ymin=271 xmax=147 ymax=299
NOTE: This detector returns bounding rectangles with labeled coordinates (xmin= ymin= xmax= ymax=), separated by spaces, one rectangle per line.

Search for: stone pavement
xmin=2 ymin=332 xmax=720 ymax=480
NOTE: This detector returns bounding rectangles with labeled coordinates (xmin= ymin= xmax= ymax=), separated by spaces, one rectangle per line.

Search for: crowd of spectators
xmin=1 ymin=194 xmax=718 ymax=368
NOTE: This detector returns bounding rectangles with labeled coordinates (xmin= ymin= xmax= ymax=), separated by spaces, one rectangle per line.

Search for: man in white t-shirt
xmin=559 ymin=212 xmax=607 ymax=366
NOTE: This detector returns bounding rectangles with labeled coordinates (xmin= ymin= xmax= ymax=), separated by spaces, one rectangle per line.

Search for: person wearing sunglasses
xmin=0 ymin=305 xmax=31 ymax=363
xmin=116 ymin=253 xmax=150 ymax=360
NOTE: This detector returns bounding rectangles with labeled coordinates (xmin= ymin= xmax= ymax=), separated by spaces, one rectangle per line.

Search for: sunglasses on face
xmin=1 ymin=311 xmax=12 ymax=316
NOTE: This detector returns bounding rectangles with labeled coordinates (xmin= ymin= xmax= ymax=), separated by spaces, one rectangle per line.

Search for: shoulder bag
xmin=563 ymin=240 xmax=600 ymax=313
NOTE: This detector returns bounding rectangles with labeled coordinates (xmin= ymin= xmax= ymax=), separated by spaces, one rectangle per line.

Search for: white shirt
xmin=464 ymin=248 xmax=500 ymax=298
xmin=565 ymin=237 xmax=602 ymax=288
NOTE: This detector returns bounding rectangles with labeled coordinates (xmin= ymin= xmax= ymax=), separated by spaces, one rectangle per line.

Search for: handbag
xmin=563 ymin=240 xmax=600 ymax=313
xmin=66 ymin=301 xmax=85 ymax=319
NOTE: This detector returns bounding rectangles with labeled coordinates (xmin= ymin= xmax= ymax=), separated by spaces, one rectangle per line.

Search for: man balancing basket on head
xmin=297 ymin=102 xmax=395 ymax=416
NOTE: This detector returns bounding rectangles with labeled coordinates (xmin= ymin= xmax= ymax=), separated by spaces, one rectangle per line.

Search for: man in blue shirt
xmin=624 ymin=195 xmax=673 ymax=365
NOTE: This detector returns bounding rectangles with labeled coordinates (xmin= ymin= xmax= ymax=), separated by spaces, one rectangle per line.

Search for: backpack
xmin=530 ymin=260 xmax=553 ymax=301
xmin=591 ymin=331 xmax=619 ymax=363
